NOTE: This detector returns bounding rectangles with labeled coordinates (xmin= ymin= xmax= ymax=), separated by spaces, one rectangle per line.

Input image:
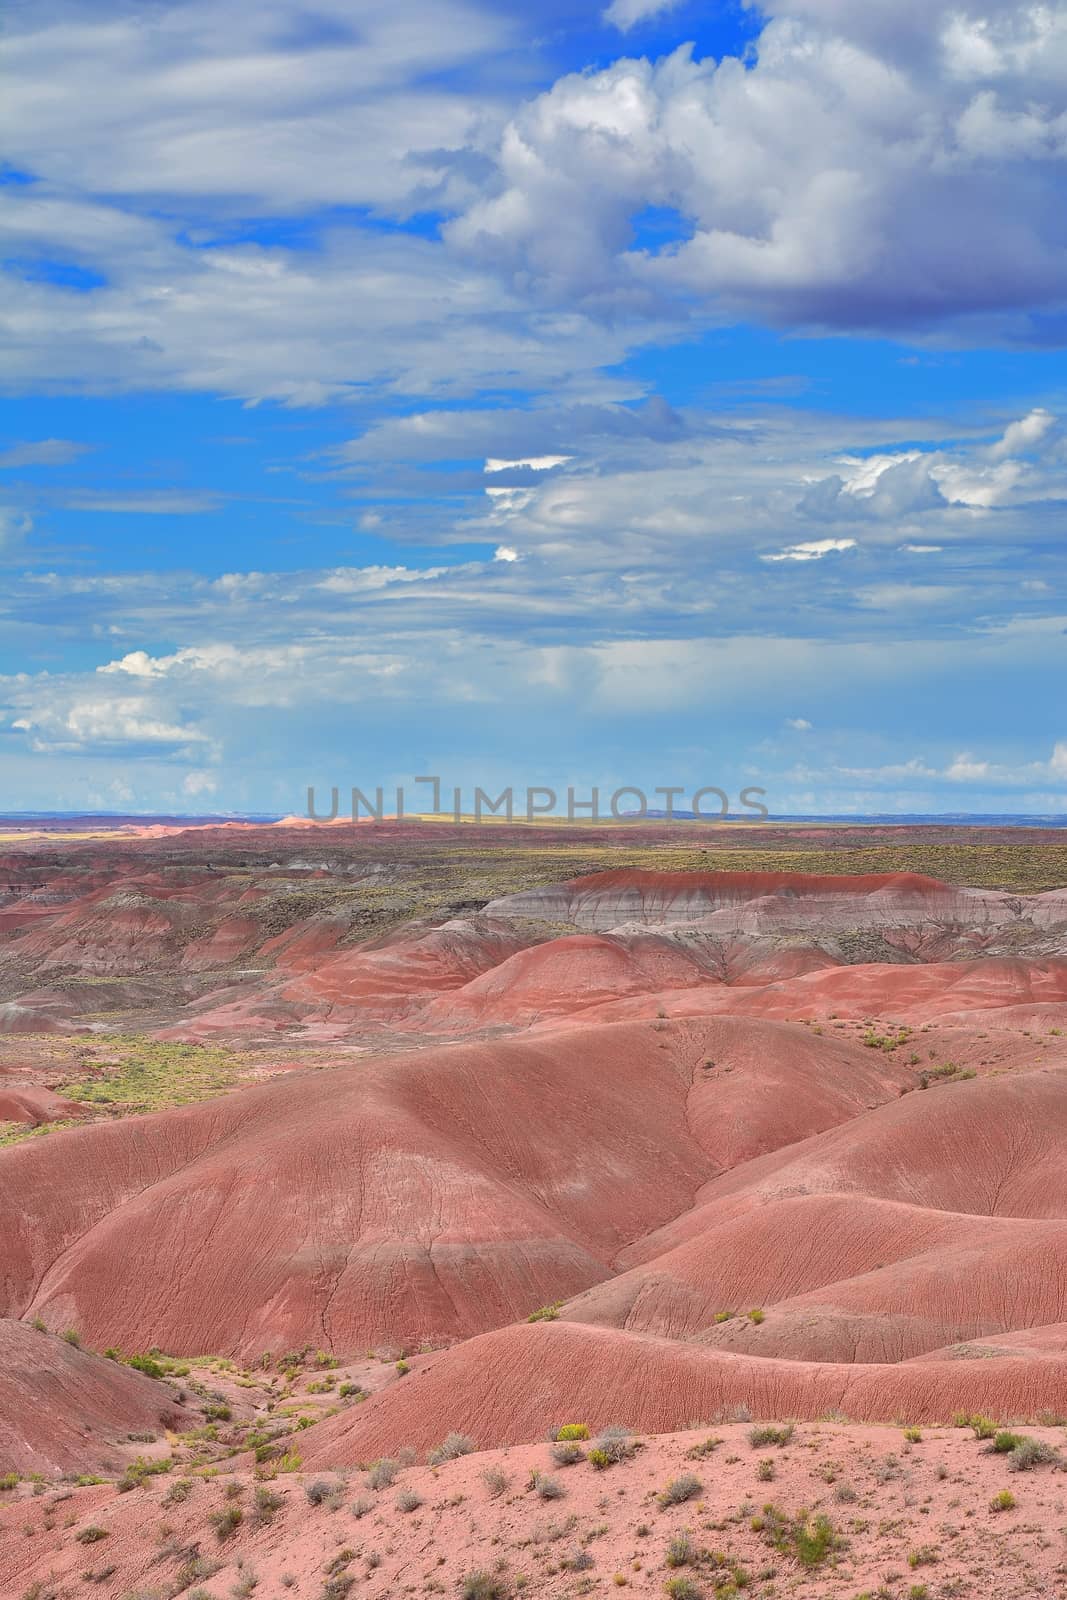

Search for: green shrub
xmin=663 ymin=1577 xmax=702 ymax=1600
xmin=748 ymin=1424 xmax=794 ymax=1448
xmin=527 ymin=1302 xmax=563 ymax=1323
xmin=126 ymin=1353 xmax=164 ymax=1380
xmin=991 ymin=1431 xmax=1025 ymax=1453
xmin=556 ymin=1423 xmax=590 ymax=1441
xmin=253 ymin=1486 xmax=284 ymax=1524
xmin=665 ymin=1532 xmax=696 ymax=1567
xmin=753 ymin=1504 xmax=843 ymax=1567
xmin=658 ymin=1475 xmax=702 ymax=1507
xmin=209 ymin=1502 xmax=243 ymax=1540
xmin=990 ymin=1489 xmax=1015 ymax=1512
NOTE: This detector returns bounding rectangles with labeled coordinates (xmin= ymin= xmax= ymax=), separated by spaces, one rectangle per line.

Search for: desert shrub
xmin=658 ymin=1475 xmax=702 ymax=1507
xmin=366 ymin=1459 xmax=399 ymax=1490
xmin=462 ymin=1571 xmax=510 ymax=1600
xmin=74 ymin=1526 xmax=108 ymax=1544
xmin=990 ymin=1489 xmax=1015 ymax=1512
xmin=551 ymin=1441 xmax=584 ymax=1466
xmin=591 ymin=1425 xmax=636 ymax=1466
xmin=665 ymin=1532 xmax=696 ymax=1567
xmin=970 ymin=1415 xmax=998 ymax=1439
xmin=126 ymin=1353 xmax=165 ymax=1380
xmin=306 ymin=1478 xmax=343 ymax=1505
xmin=428 ymin=1432 xmax=475 ymax=1465
xmin=908 ymin=1546 xmax=939 ymax=1568
xmin=176 ymin=1554 xmax=221 ymax=1588
xmin=902 ymin=1426 xmax=922 ymax=1444
xmin=563 ymin=1550 xmax=595 ymax=1571
xmin=350 ymin=1496 xmax=373 ymax=1519
xmin=209 ymin=1503 xmax=243 ymax=1540
xmin=527 ymin=1302 xmax=563 ymax=1323
xmin=338 ymin=1383 xmax=364 ymax=1399
xmin=712 ymin=1312 xmax=733 ymax=1324
xmin=1008 ymin=1438 xmax=1060 ymax=1471
xmin=395 ymin=1359 xmax=410 ymax=1376
xmin=163 ymin=1479 xmax=193 ymax=1506
xmin=753 ymin=1504 xmax=842 ymax=1567
xmin=663 ymin=1577 xmax=702 ymax=1600
xmin=62 ymin=1328 xmax=80 ymax=1347
xmin=556 ymin=1423 xmax=590 ymax=1441
xmin=253 ymin=1486 xmax=283 ymax=1524
xmin=482 ymin=1466 xmax=511 ymax=1497
xmin=319 ymin=1577 xmax=356 ymax=1600
xmin=0 ymin=1473 xmax=19 ymax=1491
xmin=397 ymin=1487 xmax=423 ymax=1512
xmin=991 ymin=1431 xmax=1025 ymax=1454
xmin=530 ymin=1472 xmax=565 ymax=1500
xmin=748 ymin=1424 xmax=794 ymax=1448
xmin=685 ymin=1438 xmax=720 ymax=1459
xmin=756 ymin=1459 xmax=775 ymax=1482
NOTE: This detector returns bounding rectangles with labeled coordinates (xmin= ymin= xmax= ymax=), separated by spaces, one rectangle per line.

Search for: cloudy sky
xmin=2 ymin=0 xmax=1066 ymax=815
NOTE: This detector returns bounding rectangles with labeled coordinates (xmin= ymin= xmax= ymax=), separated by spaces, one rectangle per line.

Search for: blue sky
xmin=1 ymin=0 xmax=1066 ymax=815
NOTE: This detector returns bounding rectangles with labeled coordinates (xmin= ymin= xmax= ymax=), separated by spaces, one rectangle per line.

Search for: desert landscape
xmin=2 ymin=818 xmax=1067 ymax=1599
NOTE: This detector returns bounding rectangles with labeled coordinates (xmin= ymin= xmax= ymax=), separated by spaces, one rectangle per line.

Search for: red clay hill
xmin=3 ymin=840 xmax=1067 ymax=1593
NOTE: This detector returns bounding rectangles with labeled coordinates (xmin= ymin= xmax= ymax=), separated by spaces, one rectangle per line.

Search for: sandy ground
xmin=3 ymin=1421 xmax=1067 ymax=1599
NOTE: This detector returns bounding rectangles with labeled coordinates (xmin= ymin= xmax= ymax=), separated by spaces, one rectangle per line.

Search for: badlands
xmin=2 ymin=819 xmax=1067 ymax=1599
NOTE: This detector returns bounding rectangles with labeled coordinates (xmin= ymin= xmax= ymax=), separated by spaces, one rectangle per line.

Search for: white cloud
xmin=484 ymin=455 xmax=572 ymax=473
xmin=62 ymin=490 xmax=222 ymax=514
xmin=762 ymin=538 xmax=857 ymax=562
xmin=785 ymin=717 xmax=812 ymax=730
xmin=603 ymin=0 xmax=684 ymax=31
xmin=0 ymin=439 xmax=89 ymax=469
xmin=10 ymin=695 xmax=210 ymax=753
xmin=901 ymin=543 xmax=943 ymax=552
xmin=449 ymin=10 xmax=1067 ymax=341
xmin=990 ymin=406 xmax=1056 ymax=458
xmin=182 ymin=770 xmax=218 ymax=797
xmin=0 ymin=0 xmax=512 ymax=214
xmin=493 ymin=545 xmax=519 ymax=562
xmin=945 ymin=752 xmax=991 ymax=781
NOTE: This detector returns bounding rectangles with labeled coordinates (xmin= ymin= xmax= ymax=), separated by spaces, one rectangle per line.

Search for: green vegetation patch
xmin=57 ymin=1035 xmax=245 ymax=1114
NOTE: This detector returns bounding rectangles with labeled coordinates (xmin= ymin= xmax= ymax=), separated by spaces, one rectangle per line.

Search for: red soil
xmin=301 ymin=1319 xmax=1067 ymax=1463
xmin=0 ymin=1085 xmax=89 ymax=1124
xmin=0 ymin=1016 xmax=925 ymax=1356
xmin=0 ymin=1320 xmax=191 ymax=1475
xmin=7 ymin=1421 xmax=1067 ymax=1600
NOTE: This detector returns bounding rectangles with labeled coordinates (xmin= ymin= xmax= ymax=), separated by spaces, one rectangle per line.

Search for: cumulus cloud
xmin=990 ymin=406 xmax=1056 ymax=458
xmin=449 ymin=8 xmax=1067 ymax=340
